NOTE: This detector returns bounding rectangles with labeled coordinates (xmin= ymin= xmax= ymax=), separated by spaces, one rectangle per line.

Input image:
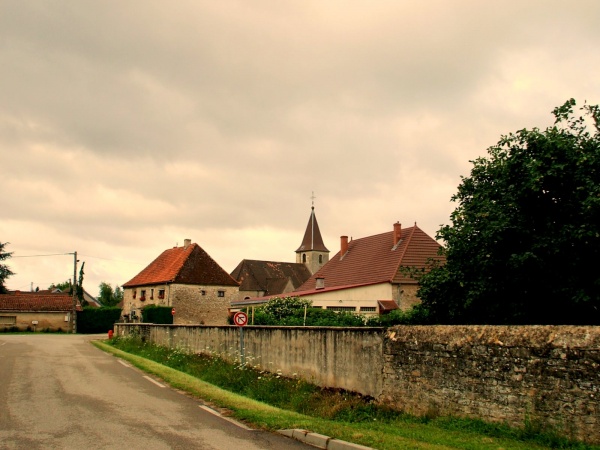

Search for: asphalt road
xmin=0 ymin=334 xmax=312 ymax=449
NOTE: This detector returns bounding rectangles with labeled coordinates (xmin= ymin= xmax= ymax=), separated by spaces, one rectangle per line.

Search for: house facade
xmin=0 ymin=291 xmax=78 ymax=331
xmin=122 ymin=239 xmax=239 ymax=325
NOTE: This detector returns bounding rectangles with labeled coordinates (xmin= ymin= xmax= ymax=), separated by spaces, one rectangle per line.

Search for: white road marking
xmin=117 ymin=360 xmax=131 ymax=367
xmin=199 ymin=405 xmax=253 ymax=430
xmin=143 ymin=375 xmax=166 ymax=388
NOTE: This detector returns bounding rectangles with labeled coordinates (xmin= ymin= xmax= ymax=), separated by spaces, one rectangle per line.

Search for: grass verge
xmin=93 ymin=337 xmax=598 ymax=450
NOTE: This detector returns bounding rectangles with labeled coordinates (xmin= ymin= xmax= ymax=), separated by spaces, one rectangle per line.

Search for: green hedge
xmin=77 ymin=307 xmax=122 ymax=334
xmin=142 ymin=305 xmax=174 ymax=324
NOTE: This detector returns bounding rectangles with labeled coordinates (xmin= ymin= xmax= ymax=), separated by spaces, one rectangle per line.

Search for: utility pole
xmin=72 ymin=251 xmax=78 ymax=334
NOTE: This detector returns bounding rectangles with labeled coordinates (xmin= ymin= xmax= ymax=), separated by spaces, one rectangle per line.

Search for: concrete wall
xmin=115 ymin=324 xmax=384 ymax=397
xmin=114 ymin=323 xmax=600 ymax=444
xmin=0 ymin=311 xmax=71 ymax=331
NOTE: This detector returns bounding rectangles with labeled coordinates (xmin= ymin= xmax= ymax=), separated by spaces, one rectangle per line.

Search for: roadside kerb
xmin=278 ymin=429 xmax=373 ymax=450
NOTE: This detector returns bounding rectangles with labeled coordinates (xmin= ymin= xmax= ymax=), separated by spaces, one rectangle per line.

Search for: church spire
xmin=296 ymin=195 xmax=329 ymax=274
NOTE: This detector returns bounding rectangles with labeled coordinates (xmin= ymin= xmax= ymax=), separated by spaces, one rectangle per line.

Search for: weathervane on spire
xmin=311 ymin=191 xmax=316 ymax=209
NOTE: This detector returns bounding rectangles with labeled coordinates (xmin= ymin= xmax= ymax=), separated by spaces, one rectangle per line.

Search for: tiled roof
xmin=296 ymin=207 xmax=329 ymax=252
xmin=295 ymin=224 xmax=443 ymax=291
xmin=1 ymin=292 xmax=77 ymax=312
xmin=123 ymin=243 xmax=239 ymax=288
xmin=231 ymin=259 xmax=312 ymax=294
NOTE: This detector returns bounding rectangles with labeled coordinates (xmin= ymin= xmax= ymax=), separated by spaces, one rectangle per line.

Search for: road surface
xmin=0 ymin=334 xmax=312 ymax=449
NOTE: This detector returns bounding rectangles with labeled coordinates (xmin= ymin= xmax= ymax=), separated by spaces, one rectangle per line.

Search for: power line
xmin=12 ymin=253 xmax=72 ymax=258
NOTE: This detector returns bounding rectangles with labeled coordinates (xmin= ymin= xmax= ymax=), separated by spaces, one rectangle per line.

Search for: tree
xmin=98 ymin=282 xmax=123 ymax=307
xmin=77 ymin=262 xmax=86 ymax=305
xmin=418 ymin=99 xmax=600 ymax=325
xmin=0 ymin=242 xmax=14 ymax=294
xmin=49 ymin=281 xmax=73 ymax=294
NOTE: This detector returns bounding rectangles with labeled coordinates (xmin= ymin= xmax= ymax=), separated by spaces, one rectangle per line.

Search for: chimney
xmin=316 ymin=277 xmax=325 ymax=289
xmin=183 ymin=239 xmax=191 ymax=249
xmin=340 ymin=235 xmax=349 ymax=257
xmin=393 ymin=222 xmax=402 ymax=247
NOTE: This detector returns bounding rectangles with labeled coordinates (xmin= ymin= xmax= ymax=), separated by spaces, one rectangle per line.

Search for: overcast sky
xmin=2 ymin=1 xmax=599 ymax=297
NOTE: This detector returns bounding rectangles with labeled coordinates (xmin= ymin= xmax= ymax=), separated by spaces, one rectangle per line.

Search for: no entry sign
xmin=171 ymin=308 xmax=176 ymax=315
xmin=233 ymin=311 xmax=248 ymax=327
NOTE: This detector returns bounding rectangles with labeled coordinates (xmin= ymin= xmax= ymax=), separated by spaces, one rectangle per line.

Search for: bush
xmin=77 ymin=307 xmax=122 ymax=334
xmin=142 ymin=305 xmax=174 ymax=324
xmin=249 ymin=305 xmax=366 ymax=326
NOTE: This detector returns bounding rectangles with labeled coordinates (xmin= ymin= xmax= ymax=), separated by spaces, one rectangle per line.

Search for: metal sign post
xmin=233 ymin=312 xmax=248 ymax=365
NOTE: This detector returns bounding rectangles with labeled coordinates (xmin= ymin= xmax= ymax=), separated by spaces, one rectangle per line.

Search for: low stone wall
xmin=114 ymin=324 xmax=384 ymax=397
xmin=114 ymin=323 xmax=600 ymax=444
xmin=382 ymin=325 xmax=600 ymax=444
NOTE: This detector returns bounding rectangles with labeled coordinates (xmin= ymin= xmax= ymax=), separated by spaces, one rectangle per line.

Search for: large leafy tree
xmin=98 ymin=282 xmax=123 ymax=307
xmin=0 ymin=242 xmax=15 ymax=294
xmin=418 ymin=100 xmax=600 ymax=324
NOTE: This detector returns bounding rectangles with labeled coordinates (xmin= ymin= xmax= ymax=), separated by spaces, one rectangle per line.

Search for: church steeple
xmin=296 ymin=196 xmax=329 ymax=274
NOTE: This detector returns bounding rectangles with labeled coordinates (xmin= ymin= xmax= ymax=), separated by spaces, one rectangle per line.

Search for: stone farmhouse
xmin=232 ymin=222 xmax=443 ymax=316
xmin=0 ymin=290 xmax=80 ymax=331
xmin=122 ymin=239 xmax=239 ymax=325
xmin=230 ymin=206 xmax=329 ymax=300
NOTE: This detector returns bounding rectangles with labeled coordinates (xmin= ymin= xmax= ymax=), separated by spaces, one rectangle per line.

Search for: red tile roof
xmin=295 ymin=224 xmax=443 ymax=292
xmin=1 ymin=292 xmax=77 ymax=312
xmin=123 ymin=243 xmax=239 ymax=288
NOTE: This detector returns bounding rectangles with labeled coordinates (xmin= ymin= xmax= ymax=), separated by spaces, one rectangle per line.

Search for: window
xmin=360 ymin=307 xmax=376 ymax=312
xmin=132 ymin=290 xmax=137 ymax=299
xmin=158 ymin=289 xmax=165 ymax=299
xmin=150 ymin=289 xmax=154 ymax=300
xmin=326 ymin=306 xmax=356 ymax=312
xmin=218 ymin=291 xmax=225 ymax=297
xmin=201 ymin=290 xmax=206 ymax=296
xmin=302 ymin=254 xmax=307 ymax=263
xmin=140 ymin=290 xmax=146 ymax=301
xmin=319 ymin=255 xmax=323 ymax=263
xmin=0 ymin=316 xmax=16 ymax=325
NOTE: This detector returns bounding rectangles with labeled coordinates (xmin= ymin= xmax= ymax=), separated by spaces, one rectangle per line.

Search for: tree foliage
xmin=418 ymin=100 xmax=600 ymax=324
xmin=0 ymin=242 xmax=14 ymax=294
xmin=98 ymin=282 xmax=124 ymax=307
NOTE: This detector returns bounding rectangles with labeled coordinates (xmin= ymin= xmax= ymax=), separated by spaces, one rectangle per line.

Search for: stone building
xmin=122 ymin=239 xmax=239 ymax=325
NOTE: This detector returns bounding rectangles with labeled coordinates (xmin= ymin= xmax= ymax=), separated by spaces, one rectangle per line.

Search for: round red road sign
xmin=171 ymin=308 xmax=176 ymax=315
xmin=233 ymin=311 xmax=248 ymax=327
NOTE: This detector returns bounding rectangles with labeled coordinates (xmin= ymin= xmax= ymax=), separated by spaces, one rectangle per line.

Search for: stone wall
xmin=382 ymin=325 xmax=600 ymax=444
xmin=171 ymin=284 xmax=236 ymax=326
xmin=114 ymin=323 xmax=600 ymax=444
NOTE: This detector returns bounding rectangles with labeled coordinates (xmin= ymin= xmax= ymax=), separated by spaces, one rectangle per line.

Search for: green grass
xmin=93 ymin=337 xmax=599 ymax=450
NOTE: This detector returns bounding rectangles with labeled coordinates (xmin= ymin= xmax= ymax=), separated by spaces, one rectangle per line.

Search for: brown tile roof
xmin=123 ymin=242 xmax=239 ymax=288
xmin=231 ymin=260 xmax=312 ymax=295
xmin=1 ymin=292 xmax=77 ymax=312
xmin=296 ymin=207 xmax=329 ymax=252
xmin=295 ymin=224 xmax=443 ymax=292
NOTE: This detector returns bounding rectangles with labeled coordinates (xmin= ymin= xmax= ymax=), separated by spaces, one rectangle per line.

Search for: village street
xmin=0 ymin=334 xmax=312 ymax=450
